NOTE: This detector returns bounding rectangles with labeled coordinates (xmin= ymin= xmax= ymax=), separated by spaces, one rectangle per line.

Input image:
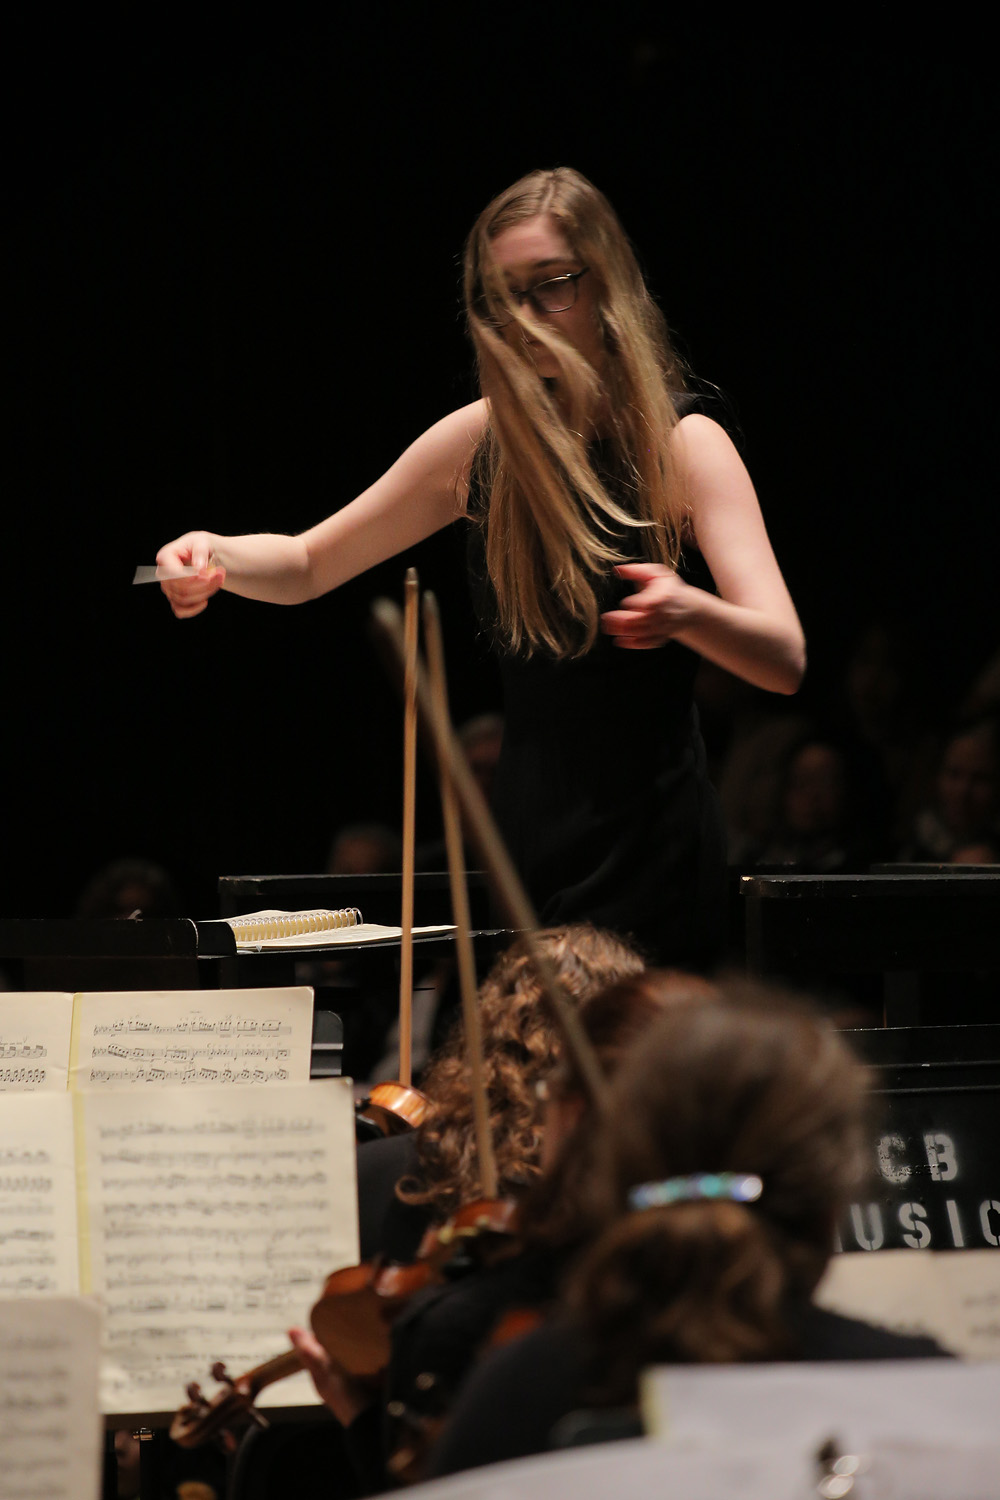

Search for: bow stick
xmin=422 ymin=591 xmax=499 ymax=1198
xmin=398 ymin=567 xmax=418 ymax=1087
xmin=370 ymin=597 xmax=609 ymax=1113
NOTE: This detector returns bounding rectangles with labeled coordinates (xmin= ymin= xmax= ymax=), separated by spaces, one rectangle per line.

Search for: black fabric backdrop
xmin=5 ymin=11 xmax=993 ymax=918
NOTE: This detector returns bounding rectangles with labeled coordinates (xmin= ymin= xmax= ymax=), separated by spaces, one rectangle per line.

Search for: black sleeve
xmin=425 ymin=1320 xmax=584 ymax=1478
xmin=341 ymin=1403 xmax=390 ymax=1497
xmin=355 ymin=1133 xmax=430 ymax=1262
xmin=795 ymin=1304 xmax=954 ymax=1361
xmin=673 ymin=383 xmax=746 ymax=453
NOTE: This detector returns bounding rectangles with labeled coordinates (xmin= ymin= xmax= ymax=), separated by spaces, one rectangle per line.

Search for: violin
xmin=170 ymin=1193 xmax=521 ymax=1451
xmin=380 ymin=1197 xmax=526 ymax=1486
xmin=171 ymin=1350 xmax=302 ymax=1452
xmin=355 ymin=1080 xmax=429 ymax=1142
xmin=311 ymin=1195 xmax=520 ymax=1378
xmin=170 ymin=1261 xmax=410 ymax=1449
xmin=414 ymin=1196 xmax=520 ymax=1263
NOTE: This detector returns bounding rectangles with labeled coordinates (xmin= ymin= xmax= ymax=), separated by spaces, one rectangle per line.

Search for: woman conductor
xmin=157 ymin=168 xmax=804 ymax=964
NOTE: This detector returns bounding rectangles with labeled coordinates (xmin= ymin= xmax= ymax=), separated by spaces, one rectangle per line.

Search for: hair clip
xmin=627 ymin=1172 xmax=763 ymax=1212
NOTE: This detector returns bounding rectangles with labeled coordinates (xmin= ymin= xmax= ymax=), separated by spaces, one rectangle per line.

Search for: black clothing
xmin=385 ymin=1248 xmax=556 ymax=1471
xmin=356 ymin=1132 xmax=430 ymax=1263
xmin=427 ymin=1305 xmax=949 ymax=1478
xmin=466 ymin=406 xmax=727 ymax=967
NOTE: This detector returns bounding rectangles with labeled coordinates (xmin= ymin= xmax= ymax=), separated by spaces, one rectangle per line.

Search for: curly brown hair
xmin=397 ymin=925 xmax=644 ymax=1221
xmin=521 ymin=969 xmax=717 ymax=1252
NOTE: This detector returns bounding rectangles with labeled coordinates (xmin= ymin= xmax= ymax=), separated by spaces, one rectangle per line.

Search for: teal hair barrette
xmin=627 ymin=1172 xmax=763 ymax=1212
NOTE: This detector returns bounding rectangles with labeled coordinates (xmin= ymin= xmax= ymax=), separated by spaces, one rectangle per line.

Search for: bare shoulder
xmin=671 ymin=412 xmax=797 ymax=622
xmin=428 ymin=398 xmax=490 ymax=442
xmin=672 ymin=412 xmax=742 ymax=468
xmin=407 ymin=399 xmax=489 ymax=510
xmin=671 ymin=412 xmax=760 ymax=518
xmin=416 ymin=399 xmax=491 ymax=462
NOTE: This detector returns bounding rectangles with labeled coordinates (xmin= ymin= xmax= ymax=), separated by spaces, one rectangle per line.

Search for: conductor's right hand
xmin=156 ymin=532 xmax=226 ymax=619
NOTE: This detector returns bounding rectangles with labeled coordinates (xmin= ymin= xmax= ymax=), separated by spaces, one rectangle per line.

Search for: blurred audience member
xmin=718 ymin=712 xmax=812 ymax=865
xmin=458 ymin=713 xmax=504 ymax=806
xmin=898 ymin=714 xmax=1000 ymax=863
xmin=327 ymin=822 xmax=403 ymax=876
xmin=74 ymin=857 xmax=182 ymax=918
xmin=417 ymin=714 xmax=505 ymax=872
xmin=839 ymin=620 xmax=938 ymax=844
xmin=751 ymin=736 xmax=878 ymax=872
xmin=959 ymin=642 xmax=1000 ymax=719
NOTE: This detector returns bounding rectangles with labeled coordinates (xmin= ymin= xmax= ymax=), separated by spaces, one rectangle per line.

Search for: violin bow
xmin=422 ymin=591 xmax=499 ymax=1199
xmin=370 ymin=598 xmax=610 ymax=1114
xmin=398 ymin=567 xmax=419 ymax=1088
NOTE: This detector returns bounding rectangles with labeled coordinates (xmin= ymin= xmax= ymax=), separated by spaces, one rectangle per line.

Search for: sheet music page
xmin=77 ymin=1078 xmax=359 ymax=1413
xmin=0 ymin=994 xmax=74 ymax=1092
xmin=383 ymin=1437 xmax=811 ymax=1500
xmin=934 ymin=1252 xmax=1000 ymax=1359
xmin=0 ymin=1093 xmax=79 ymax=1297
xmin=0 ymin=1297 xmax=102 ymax=1500
xmin=640 ymin=1359 xmax=1000 ymax=1454
xmin=815 ymin=1248 xmax=1000 ymax=1358
xmin=70 ymin=987 xmax=314 ymax=1089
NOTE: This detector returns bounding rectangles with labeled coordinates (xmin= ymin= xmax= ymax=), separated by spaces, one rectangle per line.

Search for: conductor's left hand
xmin=601 ymin=563 xmax=696 ymax=649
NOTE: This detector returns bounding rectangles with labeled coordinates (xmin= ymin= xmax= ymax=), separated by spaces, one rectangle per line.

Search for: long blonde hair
xmin=464 ymin=167 xmax=688 ymax=657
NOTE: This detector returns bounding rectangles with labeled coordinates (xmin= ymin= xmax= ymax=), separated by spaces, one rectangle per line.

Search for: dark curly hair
xmin=520 ymin=969 xmax=717 ymax=1252
xmin=397 ymin=924 xmax=643 ymax=1221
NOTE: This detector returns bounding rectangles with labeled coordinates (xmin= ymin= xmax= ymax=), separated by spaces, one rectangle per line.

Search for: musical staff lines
xmin=81 ymin=1080 xmax=358 ymax=1413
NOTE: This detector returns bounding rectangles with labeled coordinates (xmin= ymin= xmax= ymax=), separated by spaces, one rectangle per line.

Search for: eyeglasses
xmin=476 ymin=268 xmax=590 ymax=326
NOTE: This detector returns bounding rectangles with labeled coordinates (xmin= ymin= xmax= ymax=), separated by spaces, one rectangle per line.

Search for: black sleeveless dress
xmin=467 ymin=418 xmax=727 ymax=969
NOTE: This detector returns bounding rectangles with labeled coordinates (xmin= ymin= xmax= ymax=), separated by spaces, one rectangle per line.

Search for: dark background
xmin=5 ymin=10 xmax=994 ymax=919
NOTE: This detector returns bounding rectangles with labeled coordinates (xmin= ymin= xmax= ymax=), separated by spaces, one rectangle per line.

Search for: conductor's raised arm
xmin=156 ymin=400 xmax=487 ymax=620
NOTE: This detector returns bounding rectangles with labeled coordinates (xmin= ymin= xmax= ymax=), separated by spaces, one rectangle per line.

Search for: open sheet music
xmin=0 ymin=1297 xmax=103 ymax=1500
xmin=816 ymin=1248 xmax=1000 ymax=1359
xmin=0 ymin=987 xmax=315 ymax=1092
xmin=0 ymin=1093 xmax=78 ymax=1297
xmin=1 ymin=1071 xmax=359 ymax=1413
xmin=81 ymin=1078 xmax=357 ymax=1413
xmin=0 ymin=993 xmax=75 ymax=1092
xmin=69 ymin=987 xmax=314 ymax=1088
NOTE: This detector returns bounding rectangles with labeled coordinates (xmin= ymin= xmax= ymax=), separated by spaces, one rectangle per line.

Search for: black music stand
xmin=739 ymin=872 xmax=1000 ymax=1024
xmin=840 ymin=1021 xmax=1000 ymax=1253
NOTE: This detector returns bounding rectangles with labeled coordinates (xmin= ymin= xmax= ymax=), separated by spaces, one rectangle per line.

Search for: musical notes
xmin=0 ymin=1298 xmax=103 ymax=1500
xmin=0 ymin=1095 xmax=79 ymax=1298
xmin=0 ymin=990 xmax=315 ymax=1093
xmin=1 ymin=993 xmax=356 ymax=1419
xmin=78 ymin=1080 xmax=358 ymax=1414
xmin=816 ymin=1248 xmax=1000 ymax=1359
xmin=0 ymin=994 xmax=74 ymax=1092
xmin=71 ymin=988 xmax=314 ymax=1090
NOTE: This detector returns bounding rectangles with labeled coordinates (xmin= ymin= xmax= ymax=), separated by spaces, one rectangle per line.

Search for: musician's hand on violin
xmin=156 ymin=531 xmax=226 ymax=619
xmin=288 ymin=1327 xmax=371 ymax=1427
xmin=601 ymin=563 xmax=697 ymax=649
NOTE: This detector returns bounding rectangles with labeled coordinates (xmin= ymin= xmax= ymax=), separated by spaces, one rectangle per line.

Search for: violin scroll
xmin=169 ymin=1349 xmax=300 ymax=1451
